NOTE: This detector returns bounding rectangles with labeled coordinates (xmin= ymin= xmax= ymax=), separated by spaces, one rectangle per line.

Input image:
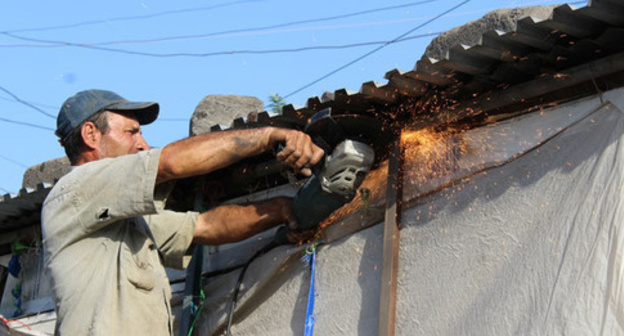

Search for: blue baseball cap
xmin=56 ymin=89 xmax=159 ymax=139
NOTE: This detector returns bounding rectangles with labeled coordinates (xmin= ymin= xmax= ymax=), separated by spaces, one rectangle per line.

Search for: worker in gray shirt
xmin=41 ymin=89 xmax=324 ymax=336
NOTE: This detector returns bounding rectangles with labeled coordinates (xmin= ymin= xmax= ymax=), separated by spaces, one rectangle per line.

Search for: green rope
xmin=187 ymin=288 xmax=205 ymax=336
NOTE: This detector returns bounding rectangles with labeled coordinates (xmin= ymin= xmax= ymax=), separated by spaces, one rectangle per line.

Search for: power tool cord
xmin=225 ymin=237 xmax=280 ymax=336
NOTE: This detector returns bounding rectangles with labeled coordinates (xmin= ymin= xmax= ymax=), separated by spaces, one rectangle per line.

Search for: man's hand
xmin=193 ymin=197 xmax=316 ymax=246
xmin=279 ymin=198 xmax=317 ymax=244
xmin=269 ymin=128 xmax=325 ymax=176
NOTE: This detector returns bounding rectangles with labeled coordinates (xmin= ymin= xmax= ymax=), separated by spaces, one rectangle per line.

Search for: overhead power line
xmin=0 ymin=154 xmax=28 ymax=168
xmin=1 ymin=1 xmax=582 ymax=57
xmin=1 ymin=0 xmax=581 ymax=50
xmin=0 ymin=116 xmax=55 ymax=131
xmin=1 ymin=30 xmax=440 ymax=58
xmin=0 ymin=85 xmax=56 ymax=119
xmin=284 ymin=0 xmax=471 ymax=99
xmin=85 ymin=0 xmax=442 ymax=47
xmin=0 ymin=186 xmax=15 ymax=195
xmin=0 ymin=94 xmax=58 ymax=110
xmin=0 ymin=0 xmax=443 ymax=53
xmin=2 ymin=0 xmax=265 ymax=34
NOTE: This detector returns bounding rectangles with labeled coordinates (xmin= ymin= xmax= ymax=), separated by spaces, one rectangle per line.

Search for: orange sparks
xmin=401 ymin=127 xmax=466 ymax=186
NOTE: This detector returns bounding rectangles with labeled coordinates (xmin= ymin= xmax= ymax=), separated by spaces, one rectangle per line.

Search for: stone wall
xmin=190 ymin=95 xmax=264 ymax=136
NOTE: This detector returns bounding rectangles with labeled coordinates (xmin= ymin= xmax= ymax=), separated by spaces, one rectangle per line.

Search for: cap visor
xmin=107 ymin=101 xmax=159 ymax=125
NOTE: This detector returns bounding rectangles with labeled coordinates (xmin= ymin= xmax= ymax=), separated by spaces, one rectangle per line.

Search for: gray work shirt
xmin=41 ymin=148 xmax=197 ymax=336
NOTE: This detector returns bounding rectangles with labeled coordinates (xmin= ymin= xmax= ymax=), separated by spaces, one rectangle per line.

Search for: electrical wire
xmin=225 ymin=241 xmax=274 ymax=335
xmin=0 ymin=117 xmax=54 ymax=131
xmin=0 ymin=315 xmax=32 ymax=331
xmin=0 ymin=186 xmax=14 ymax=194
xmin=0 ymin=0 xmax=581 ymax=58
xmin=224 ymin=235 xmax=288 ymax=336
xmin=284 ymin=0 xmax=471 ymax=99
xmin=2 ymin=0 xmax=266 ymax=34
xmin=0 ymin=0 xmax=584 ymax=52
xmin=1 ymin=0 xmax=580 ymax=41
xmin=0 ymin=85 xmax=55 ymax=119
xmin=0 ymin=94 xmax=58 ymax=110
xmin=1 ymin=31 xmax=440 ymax=58
xmin=2 ymin=0 xmax=441 ymax=45
xmin=0 ymin=154 xmax=28 ymax=168
xmin=1 ymin=0 xmax=580 ymax=50
xmin=79 ymin=0 xmax=443 ymax=47
xmin=0 ymin=0 xmax=446 ymax=58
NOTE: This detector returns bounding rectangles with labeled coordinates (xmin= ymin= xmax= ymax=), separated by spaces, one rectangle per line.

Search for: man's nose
xmin=137 ymin=135 xmax=150 ymax=151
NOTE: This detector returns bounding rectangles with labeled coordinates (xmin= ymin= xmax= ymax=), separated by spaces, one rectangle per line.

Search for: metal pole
xmin=378 ymin=132 xmax=404 ymax=336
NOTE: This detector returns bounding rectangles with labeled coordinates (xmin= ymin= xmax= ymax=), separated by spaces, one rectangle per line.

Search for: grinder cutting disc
xmin=303 ymin=108 xmax=393 ymax=168
xmin=330 ymin=113 xmax=393 ymax=166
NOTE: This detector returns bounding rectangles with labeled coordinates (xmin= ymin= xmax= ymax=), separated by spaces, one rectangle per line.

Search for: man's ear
xmin=81 ymin=121 xmax=101 ymax=150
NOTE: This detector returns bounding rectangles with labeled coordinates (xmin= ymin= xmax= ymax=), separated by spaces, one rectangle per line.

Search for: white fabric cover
xmin=195 ymin=88 xmax=624 ymax=335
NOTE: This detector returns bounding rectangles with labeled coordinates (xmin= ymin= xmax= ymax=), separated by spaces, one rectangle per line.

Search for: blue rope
xmin=303 ymin=245 xmax=317 ymax=336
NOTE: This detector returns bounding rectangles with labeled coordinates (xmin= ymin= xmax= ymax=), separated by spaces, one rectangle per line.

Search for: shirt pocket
xmin=121 ymin=227 xmax=156 ymax=292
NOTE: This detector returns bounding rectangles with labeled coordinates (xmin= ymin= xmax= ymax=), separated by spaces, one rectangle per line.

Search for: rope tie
xmin=302 ymin=243 xmax=318 ymax=336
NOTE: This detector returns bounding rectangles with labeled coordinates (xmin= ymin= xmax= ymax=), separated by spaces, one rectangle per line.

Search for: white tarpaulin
xmin=195 ymin=88 xmax=624 ymax=335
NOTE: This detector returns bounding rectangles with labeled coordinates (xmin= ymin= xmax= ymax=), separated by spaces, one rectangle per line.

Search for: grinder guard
xmin=276 ymin=108 xmax=376 ymax=244
xmin=293 ymin=139 xmax=374 ymax=231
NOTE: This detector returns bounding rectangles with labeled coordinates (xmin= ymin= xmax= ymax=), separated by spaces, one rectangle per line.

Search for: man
xmin=41 ymin=89 xmax=324 ymax=335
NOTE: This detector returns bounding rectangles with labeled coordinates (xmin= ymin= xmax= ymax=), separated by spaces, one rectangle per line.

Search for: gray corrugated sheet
xmin=215 ymin=0 xmax=624 ymax=132
xmin=0 ymin=184 xmax=51 ymax=231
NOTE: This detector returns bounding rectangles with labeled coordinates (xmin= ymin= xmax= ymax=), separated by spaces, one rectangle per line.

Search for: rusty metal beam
xmin=378 ymin=133 xmax=404 ymax=336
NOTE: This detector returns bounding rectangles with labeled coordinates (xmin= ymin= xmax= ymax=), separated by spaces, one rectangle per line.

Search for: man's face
xmin=98 ymin=111 xmax=150 ymax=158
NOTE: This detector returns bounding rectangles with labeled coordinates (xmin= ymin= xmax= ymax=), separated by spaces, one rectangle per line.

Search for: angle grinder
xmin=275 ymin=108 xmax=376 ymax=243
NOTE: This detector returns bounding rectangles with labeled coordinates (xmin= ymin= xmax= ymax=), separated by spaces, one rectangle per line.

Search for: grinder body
xmin=291 ymin=139 xmax=375 ymax=230
xmin=273 ymin=108 xmax=376 ymax=244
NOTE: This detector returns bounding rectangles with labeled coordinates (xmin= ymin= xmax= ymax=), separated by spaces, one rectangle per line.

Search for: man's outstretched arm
xmin=191 ymin=197 xmax=295 ymax=245
xmin=157 ymin=127 xmax=323 ymax=184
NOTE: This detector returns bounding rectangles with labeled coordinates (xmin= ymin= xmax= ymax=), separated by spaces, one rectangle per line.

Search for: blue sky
xmin=0 ymin=0 xmax=580 ymax=194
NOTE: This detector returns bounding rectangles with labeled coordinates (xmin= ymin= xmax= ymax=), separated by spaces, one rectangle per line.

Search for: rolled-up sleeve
xmin=144 ymin=210 xmax=198 ymax=269
xmin=67 ymin=148 xmax=164 ymax=234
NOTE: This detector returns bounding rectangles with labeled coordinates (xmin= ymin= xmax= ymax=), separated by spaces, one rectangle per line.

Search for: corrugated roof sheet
xmin=211 ymin=0 xmax=624 ymax=132
xmin=0 ymin=184 xmax=51 ymax=231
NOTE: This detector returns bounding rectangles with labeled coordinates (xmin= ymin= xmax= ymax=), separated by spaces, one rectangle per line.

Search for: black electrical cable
xmin=2 ymin=0 xmax=442 ymax=46
xmin=0 ymin=94 xmax=57 ymax=110
xmin=0 ymin=154 xmax=28 ymax=168
xmin=0 ymin=186 xmax=14 ymax=194
xmin=1 ymin=31 xmax=440 ymax=58
xmin=0 ymin=85 xmax=55 ymax=119
xmin=79 ymin=0 xmax=443 ymax=47
xmin=2 ymin=0 xmax=265 ymax=34
xmin=225 ymin=237 xmax=281 ymax=336
xmin=0 ymin=117 xmax=54 ymax=131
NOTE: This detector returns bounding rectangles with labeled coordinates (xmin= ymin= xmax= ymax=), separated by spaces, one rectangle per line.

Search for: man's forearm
xmin=157 ymin=127 xmax=273 ymax=183
xmin=192 ymin=198 xmax=292 ymax=245
xmin=157 ymin=126 xmax=324 ymax=184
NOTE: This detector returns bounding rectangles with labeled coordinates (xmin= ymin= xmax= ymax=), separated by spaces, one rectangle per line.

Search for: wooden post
xmin=378 ymin=133 xmax=404 ymax=336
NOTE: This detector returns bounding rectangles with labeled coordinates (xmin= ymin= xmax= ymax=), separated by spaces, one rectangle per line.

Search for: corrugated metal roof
xmin=211 ymin=0 xmax=624 ymax=132
xmin=0 ymin=184 xmax=51 ymax=231
xmin=198 ymin=0 xmax=624 ymax=205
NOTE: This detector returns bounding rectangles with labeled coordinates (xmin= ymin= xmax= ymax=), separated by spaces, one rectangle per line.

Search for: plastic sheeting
xmin=194 ymin=88 xmax=624 ymax=335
